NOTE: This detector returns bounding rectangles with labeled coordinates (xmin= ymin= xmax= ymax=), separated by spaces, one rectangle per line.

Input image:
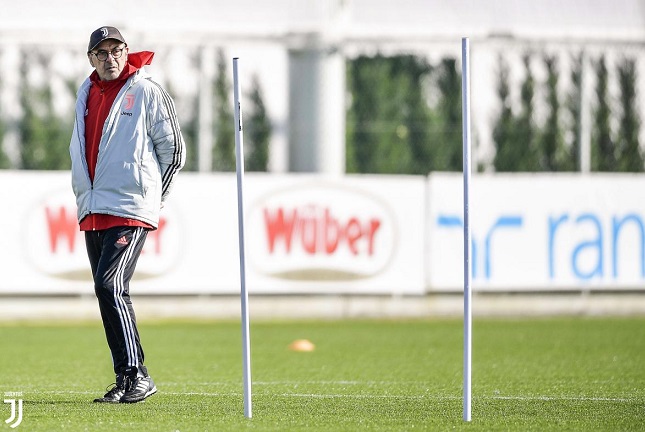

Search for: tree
xmin=212 ymin=49 xmax=235 ymax=171
xmin=184 ymin=94 xmax=200 ymax=172
xmin=539 ymin=55 xmax=572 ymax=171
xmin=591 ymin=55 xmax=617 ymax=171
xmin=493 ymin=53 xmax=547 ymax=172
xmin=433 ymin=58 xmax=463 ymax=171
xmin=245 ymin=75 xmax=271 ymax=171
xmin=566 ymin=53 xmax=584 ymax=171
xmin=0 ymin=128 xmax=7 ymax=169
xmin=346 ymin=54 xmax=433 ymax=174
xmin=516 ymin=54 xmax=540 ymax=171
xmin=0 ymin=92 xmax=8 ymax=169
xmin=19 ymin=50 xmax=71 ymax=170
xmin=346 ymin=55 xmax=381 ymax=173
xmin=167 ymin=82 xmax=199 ymax=171
xmin=0 ymin=61 xmax=8 ymax=169
xmin=493 ymin=55 xmax=520 ymax=171
xmin=397 ymin=55 xmax=435 ymax=174
xmin=616 ymin=57 xmax=643 ymax=172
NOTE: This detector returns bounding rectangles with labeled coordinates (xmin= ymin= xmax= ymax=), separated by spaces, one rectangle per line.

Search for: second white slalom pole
xmin=461 ymin=37 xmax=473 ymax=422
xmin=233 ymin=57 xmax=252 ymax=419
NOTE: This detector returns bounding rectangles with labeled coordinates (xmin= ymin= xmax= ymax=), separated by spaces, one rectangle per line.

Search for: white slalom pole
xmin=233 ymin=57 xmax=252 ymax=419
xmin=461 ymin=37 xmax=473 ymax=422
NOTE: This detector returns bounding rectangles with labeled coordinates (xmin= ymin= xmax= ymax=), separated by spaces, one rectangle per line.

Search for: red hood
xmin=127 ymin=51 xmax=154 ymax=69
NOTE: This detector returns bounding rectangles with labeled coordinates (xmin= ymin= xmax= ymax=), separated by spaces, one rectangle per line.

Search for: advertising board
xmin=427 ymin=173 xmax=645 ymax=291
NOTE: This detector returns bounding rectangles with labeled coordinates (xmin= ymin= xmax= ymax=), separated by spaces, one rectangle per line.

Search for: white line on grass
xmin=163 ymin=380 xmax=428 ymax=386
xmin=491 ymin=395 xmax=636 ymax=403
xmin=273 ymin=394 xmax=637 ymax=403
xmin=37 ymin=390 xmax=637 ymax=403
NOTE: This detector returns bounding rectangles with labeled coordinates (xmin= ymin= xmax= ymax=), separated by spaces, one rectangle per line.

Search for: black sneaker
xmin=93 ymin=374 xmax=125 ymax=403
xmin=120 ymin=373 xmax=157 ymax=403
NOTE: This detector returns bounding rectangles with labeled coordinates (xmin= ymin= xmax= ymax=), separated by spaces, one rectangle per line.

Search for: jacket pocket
xmin=139 ymin=158 xmax=159 ymax=199
xmin=102 ymin=161 xmax=144 ymax=198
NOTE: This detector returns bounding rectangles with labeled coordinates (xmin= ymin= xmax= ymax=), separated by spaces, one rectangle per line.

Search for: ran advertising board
xmin=427 ymin=173 xmax=645 ymax=291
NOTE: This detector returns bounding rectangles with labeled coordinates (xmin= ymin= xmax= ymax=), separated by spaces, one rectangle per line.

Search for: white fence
xmin=1 ymin=171 xmax=643 ymax=295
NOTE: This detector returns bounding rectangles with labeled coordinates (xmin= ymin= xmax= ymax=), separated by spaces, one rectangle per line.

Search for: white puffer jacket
xmin=70 ymin=68 xmax=185 ymax=229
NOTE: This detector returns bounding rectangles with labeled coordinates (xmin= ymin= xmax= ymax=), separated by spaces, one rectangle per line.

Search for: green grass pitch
xmin=0 ymin=316 xmax=643 ymax=431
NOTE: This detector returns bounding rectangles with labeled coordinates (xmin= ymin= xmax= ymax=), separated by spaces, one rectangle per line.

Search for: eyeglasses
xmin=90 ymin=45 xmax=126 ymax=62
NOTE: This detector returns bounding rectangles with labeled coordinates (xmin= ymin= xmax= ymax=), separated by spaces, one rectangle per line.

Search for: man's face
xmin=88 ymin=39 xmax=128 ymax=81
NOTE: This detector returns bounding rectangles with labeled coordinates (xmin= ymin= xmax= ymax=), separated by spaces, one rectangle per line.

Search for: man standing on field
xmin=69 ymin=26 xmax=185 ymax=403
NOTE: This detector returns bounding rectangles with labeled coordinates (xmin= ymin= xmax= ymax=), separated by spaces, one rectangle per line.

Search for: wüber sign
xmin=5 ymin=173 xmax=424 ymax=295
xmin=246 ymin=182 xmax=396 ymax=282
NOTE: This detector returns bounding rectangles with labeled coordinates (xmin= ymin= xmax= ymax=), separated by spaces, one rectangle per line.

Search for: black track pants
xmin=85 ymin=226 xmax=148 ymax=374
